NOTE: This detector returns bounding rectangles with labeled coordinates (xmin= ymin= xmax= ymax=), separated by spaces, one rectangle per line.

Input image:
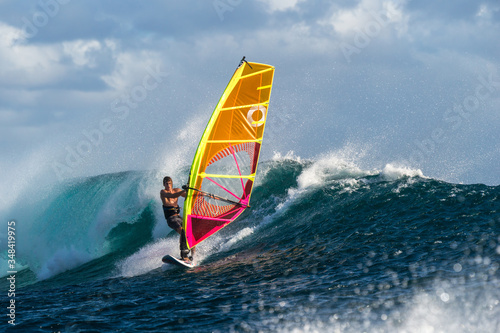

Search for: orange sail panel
xmin=183 ymin=60 xmax=275 ymax=249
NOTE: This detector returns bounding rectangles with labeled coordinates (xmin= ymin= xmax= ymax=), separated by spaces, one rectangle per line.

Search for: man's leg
xmin=167 ymin=216 xmax=190 ymax=260
xmin=178 ymin=228 xmax=195 ymax=261
xmin=178 ymin=228 xmax=190 ymax=260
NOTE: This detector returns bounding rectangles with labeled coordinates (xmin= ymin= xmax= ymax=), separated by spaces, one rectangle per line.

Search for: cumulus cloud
xmin=100 ymin=49 xmax=166 ymax=92
xmin=0 ymin=22 xmax=64 ymax=87
xmin=325 ymin=0 xmax=408 ymax=37
xmin=258 ymin=0 xmax=305 ymax=12
xmin=63 ymin=39 xmax=102 ymax=67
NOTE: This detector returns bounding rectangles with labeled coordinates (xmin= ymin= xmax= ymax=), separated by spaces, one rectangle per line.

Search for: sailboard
xmin=182 ymin=57 xmax=275 ymax=250
xmin=162 ymin=254 xmax=195 ymax=268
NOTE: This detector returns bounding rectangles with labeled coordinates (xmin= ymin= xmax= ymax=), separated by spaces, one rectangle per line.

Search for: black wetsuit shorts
xmin=163 ymin=206 xmax=182 ymax=230
xmin=166 ymin=215 xmax=182 ymax=230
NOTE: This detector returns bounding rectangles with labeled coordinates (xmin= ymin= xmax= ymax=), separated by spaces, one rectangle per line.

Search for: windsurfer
xmin=160 ymin=176 xmax=196 ymax=262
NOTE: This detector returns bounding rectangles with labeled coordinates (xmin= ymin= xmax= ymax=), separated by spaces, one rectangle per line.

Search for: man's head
xmin=163 ymin=176 xmax=173 ymax=187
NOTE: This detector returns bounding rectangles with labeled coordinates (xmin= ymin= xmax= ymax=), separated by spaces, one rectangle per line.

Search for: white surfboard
xmin=162 ymin=254 xmax=195 ymax=268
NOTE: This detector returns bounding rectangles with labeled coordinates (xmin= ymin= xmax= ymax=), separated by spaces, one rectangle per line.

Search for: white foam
xmin=118 ymin=223 xmax=260 ymax=277
xmin=37 ymin=247 xmax=92 ymax=280
xmin=118 ymin=237 xmax=177 ymax=277
xmin=219 ymin=227 xmax=254 ymax=252
xmin=336 ymin=178 xmax=362 ymax=194
xmin=272 ymin=150 xmax=302 ymax=163
xmin=296 ymin=154 xmax=369 ymax=190
xmin=381 ymin=164 xmax=426 ymax=181
xmin=269 ymin=150 xmax=373 ymax=219
xmin=118 ymin=229 xmax=227 ymax=277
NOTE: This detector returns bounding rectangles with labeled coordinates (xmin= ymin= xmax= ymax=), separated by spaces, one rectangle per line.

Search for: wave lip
xmin=1 ymin=171 xmax=159 ymax=282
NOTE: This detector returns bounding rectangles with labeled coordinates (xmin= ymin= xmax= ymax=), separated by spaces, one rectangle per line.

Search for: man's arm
xmin=161 ymin=188 xmax=186 ymax=199
xmin=177 ymin=188 xmax=187 ymax=198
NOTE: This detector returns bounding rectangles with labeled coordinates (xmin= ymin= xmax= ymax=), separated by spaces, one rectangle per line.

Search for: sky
xmin=1 ymin=0 xmax=499 ymax=204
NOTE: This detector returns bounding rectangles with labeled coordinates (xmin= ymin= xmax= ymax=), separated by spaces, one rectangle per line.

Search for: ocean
xmin=1 ymin=154 xmax=499 ymax=332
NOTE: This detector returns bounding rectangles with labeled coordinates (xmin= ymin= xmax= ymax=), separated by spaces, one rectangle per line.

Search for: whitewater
xmin=1 ymin=152 xmax=499 ymax=332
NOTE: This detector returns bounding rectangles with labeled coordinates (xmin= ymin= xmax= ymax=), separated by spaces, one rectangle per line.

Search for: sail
xmin=183 ymin=59 xmax=275 ymax=249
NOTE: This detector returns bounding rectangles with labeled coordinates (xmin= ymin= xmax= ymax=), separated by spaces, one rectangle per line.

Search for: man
xmin=160 ymin=176 xmax=195 ymax=262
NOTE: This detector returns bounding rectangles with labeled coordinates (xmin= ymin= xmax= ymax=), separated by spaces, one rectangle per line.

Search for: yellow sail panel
xmin=183 ymin=60 xmax=274 ymax=249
